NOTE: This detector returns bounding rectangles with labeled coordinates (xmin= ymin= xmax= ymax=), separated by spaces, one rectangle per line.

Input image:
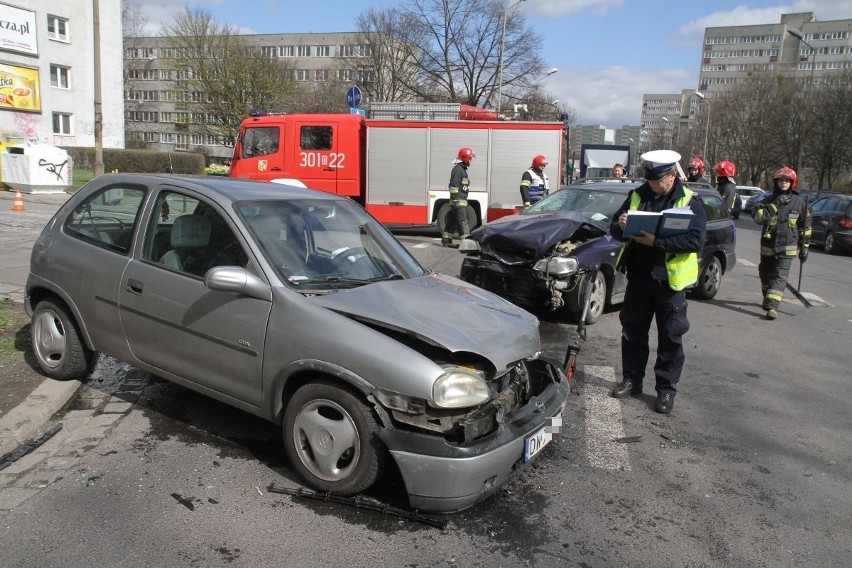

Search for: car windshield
xmin=525 ymin=187 xmax=625 ymax=227
xmin=237 ymin=198 xmax=425 ymax=290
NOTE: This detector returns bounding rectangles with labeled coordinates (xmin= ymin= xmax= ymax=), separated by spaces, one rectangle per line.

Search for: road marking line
xmin=738 ymin=259 xmax=757 ymax=267
xmin=412 ymin=242 xmax=431 ymax=248
xmin=582 ymin=365 xmax=631 ymax=471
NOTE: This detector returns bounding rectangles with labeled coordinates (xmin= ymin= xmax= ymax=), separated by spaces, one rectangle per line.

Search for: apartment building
xmin=699 ymin=12 xmax=852 ymax=100
xmin=124 ymin=32 xmax=376 ymax=162
xmin=0 ymin=1 xmax=124 ymax=150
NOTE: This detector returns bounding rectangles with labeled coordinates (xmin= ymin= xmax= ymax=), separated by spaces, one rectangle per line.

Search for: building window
xmin=52 ymin=113 xmax=72 ymax=135
xmin=297 ymin=45 xmax=311 ymax=57
xmin=47 ymin=15 xmax=69 ymax=41
xmin=50 ymin=65 xmax=70 ymax=89
xmin=280 ymin=46 xmax=293 ymax=57
xmin=315 ymin=45 xmax=331 ymax=57
xmin=261 ymin=46 xmax=278 ymax=57
xmin=160 ymin=132 xmax=175 ymax=144
xmin=359 ymin=45 xmax=372 ymax=57
xmin=339 ymin=45 xmax=355 ymax=57
xmin=296 ymin=69 xmax=310 ymax=81
xmin=175 ymin=134 xmax=189 ymax=150
xmin=315 ymin=69 xmax=329 ymax=81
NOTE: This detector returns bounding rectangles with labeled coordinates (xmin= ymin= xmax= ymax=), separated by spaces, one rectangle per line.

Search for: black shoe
xmin=610 ymin=380 xmax=642 ymax=398
xmin=441 ymin=240 xmax=458 ymax=248
xmin=655 ymin=393 xmax=674 ymax=414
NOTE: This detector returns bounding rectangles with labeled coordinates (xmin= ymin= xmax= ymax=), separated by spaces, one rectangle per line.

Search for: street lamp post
xmin=661 ymin=117 xmax=673 ymax=147
xmin=787 ymin=27 xmax=818 ymax=86
xmin=786 ymin=27 xmax=818 ymax=174
xmin=694 ymin=91 xmax=710 ymax=162
xmin=497 ymin=0 xmax=528 ymax=115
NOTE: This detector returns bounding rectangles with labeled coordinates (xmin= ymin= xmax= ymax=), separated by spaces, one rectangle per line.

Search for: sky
xmin=130 ymin=0 xmax=852 ymax=128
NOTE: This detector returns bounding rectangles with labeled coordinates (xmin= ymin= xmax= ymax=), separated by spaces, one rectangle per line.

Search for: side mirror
xmin=205 ymin=266 xmax=272 ymax=302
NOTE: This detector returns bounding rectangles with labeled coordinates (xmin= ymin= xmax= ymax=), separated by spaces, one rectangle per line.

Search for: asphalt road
xmin=1 ymin=197 xmax=850 ymax=566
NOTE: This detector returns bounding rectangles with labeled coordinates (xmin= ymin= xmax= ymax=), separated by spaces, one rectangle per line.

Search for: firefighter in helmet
xmin=686 ymin=157 xmax=708 ymax=184
xmin=715 ymin=160 xmax=738 ymax=213
xmin=520 ymin=154 xmax=550 ymax=210
xmin=442 ymin=147 xmax=475 ymax=247
xmin=752 ymin=166 xmax=812 ymax=320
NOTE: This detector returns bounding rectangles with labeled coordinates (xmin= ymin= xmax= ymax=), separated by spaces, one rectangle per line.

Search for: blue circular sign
xmin=346 ymin=86 xmax=362 ymax=108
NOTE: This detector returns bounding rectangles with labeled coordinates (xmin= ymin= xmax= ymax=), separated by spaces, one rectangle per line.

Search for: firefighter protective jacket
xmin=753 ymin=191 xmax=812 ymax=257
xmin=449 ymin=163 xmax=470 ymax=203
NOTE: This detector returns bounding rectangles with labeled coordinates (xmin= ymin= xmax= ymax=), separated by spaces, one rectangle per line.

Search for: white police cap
xmin=641 ymin=149 xmax=681 ymax=180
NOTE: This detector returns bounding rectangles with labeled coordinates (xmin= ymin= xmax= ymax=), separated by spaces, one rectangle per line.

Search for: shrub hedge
xmin=61 ymin=148 xmax=206 ymax=175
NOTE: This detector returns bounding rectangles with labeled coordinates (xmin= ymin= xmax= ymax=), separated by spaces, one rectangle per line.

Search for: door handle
xmin=271 ymin=167 xmax=282 ymax=171
xmin=126 ymin=278 xmax=144 ymax=295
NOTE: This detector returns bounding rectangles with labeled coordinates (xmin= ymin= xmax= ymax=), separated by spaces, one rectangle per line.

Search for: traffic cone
xmin=11 ymin=188 xmax=25 ymax=212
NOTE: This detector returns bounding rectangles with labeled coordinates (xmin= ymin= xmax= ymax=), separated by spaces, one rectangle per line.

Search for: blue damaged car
xmin=459 ymin=180 xmax=736 ymax=324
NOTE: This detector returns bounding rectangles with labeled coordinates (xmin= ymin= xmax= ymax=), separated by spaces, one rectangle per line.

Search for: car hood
xmin=310 ymin=273 xmax=540 ymax=371
xmin=472 ymin=211 xmax=607 ymax=258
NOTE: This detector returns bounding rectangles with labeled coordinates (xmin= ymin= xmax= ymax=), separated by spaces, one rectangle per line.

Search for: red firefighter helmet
xmin=532 ymin=154 xmax=548 ymax=169
xmin=687 ymin=157 xmax=705 ymax=175
xmin=715 ymin=160 xmax=736 ymax=178
xmin=457 ymin=147 xmax=475 ymax=163
xmin=773 ymin=166 xmax=798 ymax=189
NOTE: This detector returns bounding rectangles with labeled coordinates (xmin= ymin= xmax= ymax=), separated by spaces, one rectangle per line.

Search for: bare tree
xmin=396 ymin=0 xmax=545 ymax=106
xmin=354 ymin=8 xmax=425 ymax=102
xmin=712 ymin=75 xmax=789 ymax=186
xmin=162 ymin=7 xmax=304 ymax=139
xmin=122 ymin=2 xmax=151 ymax=149
xmin=805 ymin=72 xmax=852 ymax=189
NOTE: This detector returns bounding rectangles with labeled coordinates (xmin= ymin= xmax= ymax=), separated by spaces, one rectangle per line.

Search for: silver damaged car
xmin=26 ymin=174 xmax=566 ymax=513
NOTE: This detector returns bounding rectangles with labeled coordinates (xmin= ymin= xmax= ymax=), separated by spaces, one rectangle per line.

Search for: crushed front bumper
xmin=378 ymin=360 xmax=567 ymax=513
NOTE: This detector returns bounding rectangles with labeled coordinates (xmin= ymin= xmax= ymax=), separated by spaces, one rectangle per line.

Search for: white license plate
xmin=523 ymin=425 xmax=552 ymax=462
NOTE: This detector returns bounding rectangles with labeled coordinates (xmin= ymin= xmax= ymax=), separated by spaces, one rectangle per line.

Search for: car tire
xmin=824 ymin=231 xmax=837 ymax=254
xmin=584 ymin=271 xmax=607 ymax=325
xmin=30 ymin=298 xmax=94 ymax=380
xmin=436 ymin=203 xmax=477 ymax=236
xmin=693 ymin=256 xmax=722 ymax=300
xmin=284 ymin=381 xmax=385 ymax=496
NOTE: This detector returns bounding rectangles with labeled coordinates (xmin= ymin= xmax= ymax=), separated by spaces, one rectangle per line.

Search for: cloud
xmin=529 ymin=0 xmax=625 ymax=18
xmin=549 ymin=66 xmax=695 ymax=127
xmin=669 ymin=1 xmax=852 ymax=49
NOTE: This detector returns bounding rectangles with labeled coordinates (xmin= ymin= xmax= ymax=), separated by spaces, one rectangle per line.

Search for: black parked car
xmin=809 ymin=194 xmax=852 ymax=254
xmin=459 ymin=180 xmax=737 ymax=324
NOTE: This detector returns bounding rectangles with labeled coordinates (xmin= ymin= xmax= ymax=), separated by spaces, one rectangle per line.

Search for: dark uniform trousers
xmin=758 ymin=255 xmax=793 ymax=310
xmin=619 ymin=276 xmax=690 ymax=395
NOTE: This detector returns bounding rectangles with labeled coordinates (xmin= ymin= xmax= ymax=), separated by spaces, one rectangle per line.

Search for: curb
xmin=0 ymin=378 xmax=81 ymax=458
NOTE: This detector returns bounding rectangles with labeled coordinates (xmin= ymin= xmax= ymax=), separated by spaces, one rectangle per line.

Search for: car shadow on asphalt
xmin=133 ymin=376 xmax=415 ymax=520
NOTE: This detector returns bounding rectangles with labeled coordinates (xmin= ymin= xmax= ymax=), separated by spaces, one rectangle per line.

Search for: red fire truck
xmin=228 ymin=103 xmax=564 ymax=227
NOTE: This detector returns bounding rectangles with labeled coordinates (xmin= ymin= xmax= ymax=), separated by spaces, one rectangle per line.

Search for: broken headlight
xmin=533 ymin=256 xmax=578 ymax=277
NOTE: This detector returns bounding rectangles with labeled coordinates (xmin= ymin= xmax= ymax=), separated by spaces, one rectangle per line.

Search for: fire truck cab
xmin=229 ymin=109 xmax=564 ymax=228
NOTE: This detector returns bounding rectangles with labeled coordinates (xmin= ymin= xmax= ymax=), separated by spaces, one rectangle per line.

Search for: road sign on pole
xmin=346 ymin=86 xmax=362 ymax=109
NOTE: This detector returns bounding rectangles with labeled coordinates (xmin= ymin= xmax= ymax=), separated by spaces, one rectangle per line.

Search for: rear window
xmin=699 ymin=193 xmax=728 ymax=221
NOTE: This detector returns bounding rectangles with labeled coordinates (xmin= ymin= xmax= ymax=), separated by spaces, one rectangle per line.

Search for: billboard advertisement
xmin=0 ymin=62 xmax=40 ymax=111
xmin=0 ymin=3 xmax=38 ymax=56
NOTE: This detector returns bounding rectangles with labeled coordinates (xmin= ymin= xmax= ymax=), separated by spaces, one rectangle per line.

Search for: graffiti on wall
xmin=38 ymin=157 xmax=69 ymax=181
xmin=4 ymin=111 xmax=125 ymax=147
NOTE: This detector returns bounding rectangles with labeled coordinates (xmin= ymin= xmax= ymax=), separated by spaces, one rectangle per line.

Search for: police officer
xmin=520 ymin=155 xmax=550 ymax=210
xmin=442 ymin=147 xmax=475 ymax=247
xmin=609 ymin=150 xmax=707 ymax=414
xmin=752 ymin=167 xmax=811 ymax=320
